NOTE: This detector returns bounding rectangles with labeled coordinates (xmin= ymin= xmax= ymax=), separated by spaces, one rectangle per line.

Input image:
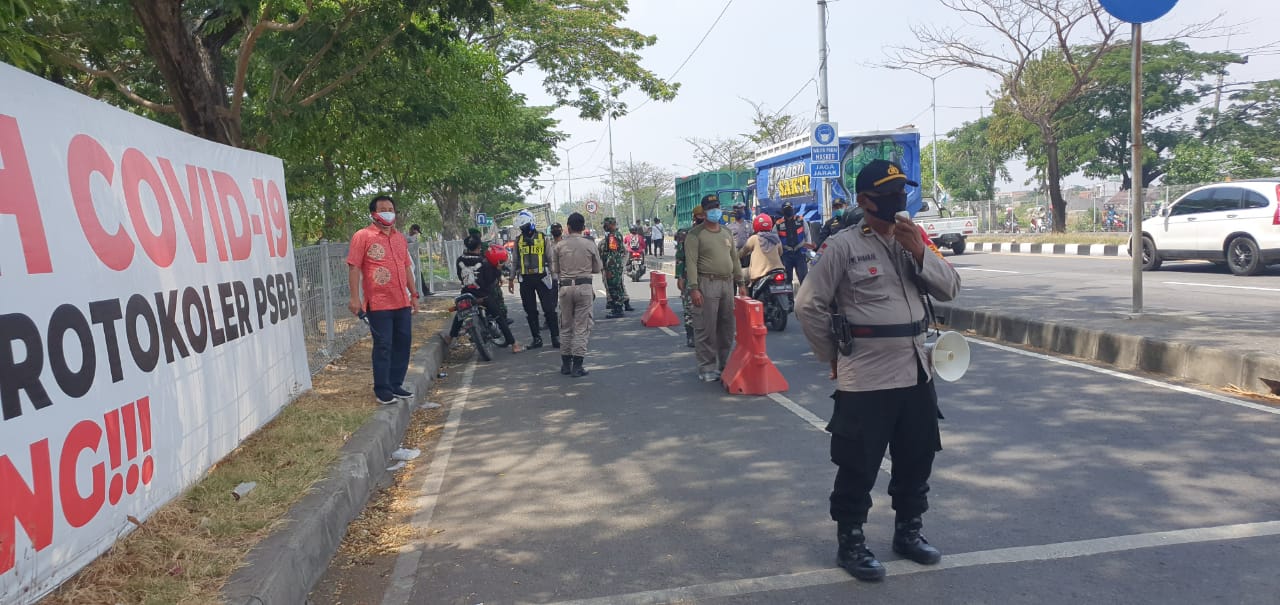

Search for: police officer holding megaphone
xmin=796 ymin=159 xmax=962 ymax=582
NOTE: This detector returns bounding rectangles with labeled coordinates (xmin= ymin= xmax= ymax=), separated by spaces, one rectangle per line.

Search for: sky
xmin=512 ymin=0 xmax=1280 ymax=209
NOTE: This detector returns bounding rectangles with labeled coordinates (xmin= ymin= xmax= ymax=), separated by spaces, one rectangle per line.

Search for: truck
xmin=674 ymin=170 xmax=754 ymax=229
xmin=752 ymin=128 xmax=923 ymax=228
xmin=915 ymin=197 xmax=978 ymax=255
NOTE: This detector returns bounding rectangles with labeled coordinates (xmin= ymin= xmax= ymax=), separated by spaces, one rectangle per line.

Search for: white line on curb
xmin=957 ymin=267 xmax=1020 ymax=274
xmin=381 ymin=359 xmax=477 ymax=605
xmin=1163 ymin=281 xmax=1280 ymax=293
xmin=539 ymin=520 xmax=1280 ymax=605
xmin=971 ymin=339 xmax=1280 ymax=416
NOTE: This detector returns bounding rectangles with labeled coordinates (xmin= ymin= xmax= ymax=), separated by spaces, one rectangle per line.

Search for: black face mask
xmin=867 ymin=191 xmax=907 ymax=223
xmin=782 ymin=207 xmax=794 ymax=217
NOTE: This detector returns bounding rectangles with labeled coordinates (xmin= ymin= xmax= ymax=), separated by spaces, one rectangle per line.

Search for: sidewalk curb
xmin=937 ymin=304 xmax=1280 ymax=394
xmin=222 ymin=329 xmax=451 ymax=605
xmin=969 ymin=242 xmax=1130 ymax=256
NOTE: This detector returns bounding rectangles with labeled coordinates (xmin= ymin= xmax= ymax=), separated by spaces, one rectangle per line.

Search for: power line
xmin=628 ymin=0 xmax=736 ymax=114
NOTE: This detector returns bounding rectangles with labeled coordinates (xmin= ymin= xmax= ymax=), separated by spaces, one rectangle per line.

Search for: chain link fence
xmin=947 ymin=182 xmax=1216 ymax=234
xmin=294 ymin=239 xmax=468 ymax=374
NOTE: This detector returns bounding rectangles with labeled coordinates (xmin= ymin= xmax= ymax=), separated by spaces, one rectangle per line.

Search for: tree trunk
xmin=322 ymin=154 xmax=341 ymax=240
xmin=436 ymin=186 xmax=464 ymax=240
xmin=131 ymin=1 xmax=242 ymax=147
xmin=1043 ymin=134 xmax=1068 ymax=233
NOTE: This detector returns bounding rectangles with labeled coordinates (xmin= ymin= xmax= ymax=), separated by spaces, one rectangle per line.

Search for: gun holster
xmin=832 ymin=313 xmax=854 ymax=356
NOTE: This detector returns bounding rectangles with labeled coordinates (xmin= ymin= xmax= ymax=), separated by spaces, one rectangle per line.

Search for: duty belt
xmin=560 ymin=277 xmax=593 ymax=286
xmin=701 ymin=273 xmax=731 ymax=280
xmin=846 ymin=319 xmax=928 ymax=338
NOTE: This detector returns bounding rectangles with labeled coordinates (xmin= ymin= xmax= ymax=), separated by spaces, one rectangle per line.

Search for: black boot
xmin=549 ymin=318 xmax=561 ymax=348
xmin=605 ymin=305 xmax=624 ymax=319
xmin=684 ymin=325 xmax=695 ymax=348
xmin=623 ymin=301 xmax=634 ymax=311
xmin=892 ymin=516 xmax=942 ymax=565
xmin=571 ymin=356 xmax=589 ymax=377
xmin=560 ymin=355 xmax=572 ymax=375
xmin=527 ymin=317 xmax=543 ymax=348
xmin=529 ymin=336 xmax=543 ymax=349
xmin=836 ymin=523 xmax=885 ymax=581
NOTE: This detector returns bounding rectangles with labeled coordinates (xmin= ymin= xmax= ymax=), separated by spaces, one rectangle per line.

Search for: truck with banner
xmin=752 ymin=128 xmax=922 ymax=225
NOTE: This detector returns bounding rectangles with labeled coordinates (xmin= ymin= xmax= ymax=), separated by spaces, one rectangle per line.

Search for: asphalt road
xmin=319 ymin=272 xmax=1280 ymax=605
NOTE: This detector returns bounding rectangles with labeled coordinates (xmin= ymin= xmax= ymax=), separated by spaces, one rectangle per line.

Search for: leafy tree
xmin=1163 ymin=139 xmax=1269 ymax=185
xmin=604 ymin=159 xmax=676 ymax=224
xmin=1200 ymin=79 xmax=1280 ymax=173
xmin=1065 ymin=41 xmax=1243 ymax=189
xmin=744 ymin=99 xmax=805 ymax=147
xmin=468 ymin=0 xmax=677 ymax=120
xmin=0 ymin=0 xmax=40 ymax=68
xmin=922 ymin=117 xmax=1012 ymax=202
xmin=685 ymin=136 xmax=754 ymax=172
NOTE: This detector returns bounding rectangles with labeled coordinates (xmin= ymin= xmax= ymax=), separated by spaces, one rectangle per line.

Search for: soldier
xmin=795 ymin=160 xmax=962 ymax=582
xmin=685 ymin=195 xmax=747 ymax=381
xmin=553 ymin=213 xmax=602 ymax=377
xmin=508 ymin=212 xmax=560 ymax=349
xmin=597 ymin=217 xmax=632 ymax=319
xmin=673 ymin=205 xmax=705 ymax=347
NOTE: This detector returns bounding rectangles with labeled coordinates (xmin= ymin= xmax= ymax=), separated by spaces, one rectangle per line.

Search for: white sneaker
xmin=376 ymin=393 xmax=397 ymax=405
xmin=700 ymin=372 xmax=718 ymax=382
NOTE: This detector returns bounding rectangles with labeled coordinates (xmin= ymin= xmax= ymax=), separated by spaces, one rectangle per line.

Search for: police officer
xmin=795 ymin=159 xmax=961 ymax=582
xmin=508 ymin=212 xmax=560 ymax=349
xmin=552 ymin=213 xmax=602 ymax=377
xmin=727 ymin=201 xmax=753 ymax=268
xmin=776 ymin=201 xmax=813 ymax=285
xmin=598 ymin=217 xmax=632 ymax=318
xmin=816 ymin=197 xmax=856 ymax=248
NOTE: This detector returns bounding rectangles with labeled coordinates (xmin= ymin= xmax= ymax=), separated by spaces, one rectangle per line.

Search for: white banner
xmin=0 ymin=62 xmax=311 ymax=603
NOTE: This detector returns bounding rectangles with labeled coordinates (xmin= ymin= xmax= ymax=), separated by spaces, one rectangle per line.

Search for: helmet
xmin=485 ymin=244 xmax=508 ymax=267
xmin=753 ymin=214 xmax=774 ymax=233
xmin=513 ymin=210 xmax=535 ymax=232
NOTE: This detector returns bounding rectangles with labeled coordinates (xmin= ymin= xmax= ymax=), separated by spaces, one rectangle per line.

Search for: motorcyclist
xmin=449 ymin=234 xmax=517 ymax=349
xmin=624 ymin=226 xmax=646 ymax=257
xmin=739 ymin=214 xmax=785 ymax=286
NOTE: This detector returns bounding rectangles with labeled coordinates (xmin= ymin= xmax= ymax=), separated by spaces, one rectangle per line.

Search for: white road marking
xmin=541 ymin=520 xmax=1280 ymax=605
xmin=971 ymin=339 xmax=1280 ymax=416
xmin=766 ymin=392 xmax=892 ymax=475
xmin=381 ymin=360 xmax=477 ymax=605
xmin=957 ymin=267 xmax=1019 ymax=274
xmin=597 ymin=289 xmax=607 ymax=296
xmin=659 ymin=326 xmax=679 ymax=337
xmin=1163 ymin=281 xmax=1280 ymax=293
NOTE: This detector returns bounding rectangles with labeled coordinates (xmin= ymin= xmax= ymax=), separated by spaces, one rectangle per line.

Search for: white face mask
xmin=375 ymin=211 xmax=396 ymax=224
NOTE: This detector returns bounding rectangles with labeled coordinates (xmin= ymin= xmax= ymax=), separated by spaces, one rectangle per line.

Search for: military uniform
xmin=673 ymin=229 xmax=693 ymax=346
xmin=795 ymin=215 xmax=961 ymax=579
xmin=598 ymin=220 xmax=630 ymax=317
xmin=553 ymin=232 xmax=602 ymax=377
xmin=513 ymin=230 xmax=560 ymax=348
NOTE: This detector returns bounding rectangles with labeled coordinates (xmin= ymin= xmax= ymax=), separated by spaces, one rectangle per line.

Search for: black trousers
xmin=828 ymin=363 xmax=941 ymax=524
xmin=519 ymin=275 xmax=559 ymax=338
xmin=782 ymin=250 xmax=808 ymax=284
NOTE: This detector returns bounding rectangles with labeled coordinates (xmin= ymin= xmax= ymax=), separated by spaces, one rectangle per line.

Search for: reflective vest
xmin=777 ymin=216 xmax=806 ymax=249
xmin=517 ymin=233 xmax=547 ymax=274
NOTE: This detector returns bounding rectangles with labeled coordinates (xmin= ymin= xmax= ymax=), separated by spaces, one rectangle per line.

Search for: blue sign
xmin=476 ymin=213 xmax=491 ymax=226
xmin=1098 ymin=0 xmax=1177 ymax=23
xmin=812 ymin=149 xmax=840 ymax=163
xmin=810 ymin=162 xmax=841 ymax=179
xmin=812 ymin=123 xmax=837 ymax=146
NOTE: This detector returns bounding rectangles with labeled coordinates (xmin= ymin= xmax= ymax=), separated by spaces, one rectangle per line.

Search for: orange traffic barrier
xmin=641 ymin=271 xmax=681 ymax=327
xmin=721 ymin=296 xmax=788 ymax=395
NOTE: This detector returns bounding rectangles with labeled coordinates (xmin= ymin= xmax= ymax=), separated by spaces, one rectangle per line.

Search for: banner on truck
xmin=0 ymin=62 xmax=311 ymax=604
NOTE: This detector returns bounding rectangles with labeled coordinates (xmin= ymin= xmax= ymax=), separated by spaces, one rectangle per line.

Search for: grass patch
xmin=43 ymin=300 xmax=450 ymax=605
xmin=968 ymin=233 xmax=1128 ymax=246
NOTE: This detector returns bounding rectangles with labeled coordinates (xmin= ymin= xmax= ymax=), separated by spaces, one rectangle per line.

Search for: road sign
xmin=811 ymin=122 xmax=838 ymax=147
xmin=1098 ymin=0 xmax=1177 ymax=23
xmin=476 ymin=213 xmax=491 ymax=226
xmin=585 ymin=200 xmax=598 ymax=214
xmin=810 ymin=162 xmax=841 ymax=179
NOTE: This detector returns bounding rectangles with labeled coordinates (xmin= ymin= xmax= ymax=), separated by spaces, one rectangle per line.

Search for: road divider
xmin=970 ymin=242 xmax=1129 ymax=257
xmin=640 ymin=271 xmax=680 ymax=327
xmin=721 ymin=297 xmax=788 ymax=395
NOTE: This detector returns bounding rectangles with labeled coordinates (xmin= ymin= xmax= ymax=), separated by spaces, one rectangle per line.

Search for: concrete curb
xmin=936 ymin=304 xmax=1280 ymax=395
xmin=969 ymin=242 xmax=1130 ymax=257
xmin=222 ymin=329 xmax=451 ymax=605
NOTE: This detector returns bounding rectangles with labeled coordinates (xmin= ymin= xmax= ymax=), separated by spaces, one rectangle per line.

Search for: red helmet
xmin=753 ymin=214 xmax=774 ymax=233
xmin=485 ymin=244 xmax=508 ymax=267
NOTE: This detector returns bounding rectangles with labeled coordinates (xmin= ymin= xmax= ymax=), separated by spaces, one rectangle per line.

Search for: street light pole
xmin=606 ymin=87 xmax=617 ymax=222
xmin=931 ymin=75 xmax=938 ymax=201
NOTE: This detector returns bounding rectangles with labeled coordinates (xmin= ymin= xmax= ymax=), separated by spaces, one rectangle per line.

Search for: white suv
xmin=1139 ymin=178 xmax=1280 ymax=276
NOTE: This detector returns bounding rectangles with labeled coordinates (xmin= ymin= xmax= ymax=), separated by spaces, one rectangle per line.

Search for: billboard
xmin=0 ymin=62 xmax=311 ymax=603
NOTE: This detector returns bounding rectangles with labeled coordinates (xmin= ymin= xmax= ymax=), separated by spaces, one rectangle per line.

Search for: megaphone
xmin=926 ymin=331 xmax=970 ymax=382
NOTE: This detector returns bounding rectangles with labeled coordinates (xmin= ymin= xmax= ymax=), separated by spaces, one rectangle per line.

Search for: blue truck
xmin=752 ymin=128 xmax=923 ymax=225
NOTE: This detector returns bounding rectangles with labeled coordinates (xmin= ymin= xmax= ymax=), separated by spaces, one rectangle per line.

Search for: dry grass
xmin=968 ymin=233 xmax=1128 ymax=246
xmin=43 ymin=300 xmax=451 ymax=605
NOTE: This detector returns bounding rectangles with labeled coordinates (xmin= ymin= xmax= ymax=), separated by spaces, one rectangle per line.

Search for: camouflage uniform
xmin=674 ymin=229 xmax=694 ymax=346
xmin=597 ymin=219 xmax=630 ymax=317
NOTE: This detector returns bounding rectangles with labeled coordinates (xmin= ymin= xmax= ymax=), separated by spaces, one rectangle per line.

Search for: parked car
xmin=1136 ymin=178 xmax=1280 ymax=276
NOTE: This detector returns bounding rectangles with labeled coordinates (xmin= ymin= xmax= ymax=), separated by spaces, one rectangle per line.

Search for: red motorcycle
xmin=626 ymin=249 xmax=647 ymax=282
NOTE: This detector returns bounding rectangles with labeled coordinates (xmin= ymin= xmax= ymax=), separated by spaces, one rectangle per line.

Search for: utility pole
xmin=629 ymin=153 xmax=638 ymax=225
xmin=606 ymin=87 xmax=617 ymax=222
xmin=817 ymin=0 xmax=832 ymax=220
xmin=1130 ymin=23 xmax=1144 ymax=314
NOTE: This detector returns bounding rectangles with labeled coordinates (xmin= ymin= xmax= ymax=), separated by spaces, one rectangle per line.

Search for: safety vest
xmin=777 ymin=216 xmax=805 ymax=248
xmin=517 ymin=233 xmax=547 ymax=274
xmin=604 ymin=233 xmax=623 ymax=253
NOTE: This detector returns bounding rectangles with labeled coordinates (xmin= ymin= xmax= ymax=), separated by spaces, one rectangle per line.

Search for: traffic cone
xmin=641 ymin=271 xmax=680 ymax=327
xmin=721 ymin=296 xmax=788 ymax=395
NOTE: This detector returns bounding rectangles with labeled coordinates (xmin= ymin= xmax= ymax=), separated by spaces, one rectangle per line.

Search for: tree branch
xmin=287 ymin=5 xmax=359 ymax=101
xmin=299 ymin=21 xmax=406 ymax=107
xmin=48 ymin=48 xmax=176 ymax=114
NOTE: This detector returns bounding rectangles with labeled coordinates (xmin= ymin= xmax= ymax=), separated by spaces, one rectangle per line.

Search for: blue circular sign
xmin=814 ymin=123 xmax=836 ymax=146
xmin=1098 ymin=0 xmax=1177 ymax=23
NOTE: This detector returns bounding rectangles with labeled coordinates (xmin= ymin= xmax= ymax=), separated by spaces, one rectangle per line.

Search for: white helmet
xmin=513 ymin=210 xmax=535 ymax=232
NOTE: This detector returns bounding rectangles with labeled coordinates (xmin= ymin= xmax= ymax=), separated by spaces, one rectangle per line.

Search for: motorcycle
xmin=626 ymin=249 xmax=647 ymax=282
xmin=750 ymin=268 xmax=792 ymax=331
xmin=452 ymin=292 xmax=502 ymax=361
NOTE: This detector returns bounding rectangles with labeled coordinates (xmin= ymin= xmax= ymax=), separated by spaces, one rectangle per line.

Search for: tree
xmin=604 ymin=159 xmax=676 ymax=224
xmin=1065 ymin=41 xmax=1243 ymax=189
xmin=468 ymin=0 xmax=678 ymax=120
xmin=0 ymin=0 xmax=40 ymax=68
xmin=14 ymin=0 xmax=515 ymax=147
xmin=1163 ymin=139 xmax=1269 ymax=185
xmin=891 ymin=0 xmax=1125 ymax=232
xmin=744 ymin=99 xmax=805 ymax=147
xmin=1200 ymin=79 xmax=1280 ymax=172
xmin=922 ymin=117 xmax=1012 ymax=202
xmin=685 ymin=136 xmax=755 ymax=172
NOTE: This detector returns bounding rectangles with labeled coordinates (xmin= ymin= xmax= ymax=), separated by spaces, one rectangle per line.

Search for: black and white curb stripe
xmin=970 ymin=242 xmax=1130 ymax=257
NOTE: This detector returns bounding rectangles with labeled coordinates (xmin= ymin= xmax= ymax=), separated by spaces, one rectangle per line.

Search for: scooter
xmin=626 ymin=249 xmax=647 ymax=282
xmin=750 ymin=268 xmax=792 ymax=331
xmin=452 ymin=292 xmax=502 ymax=361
